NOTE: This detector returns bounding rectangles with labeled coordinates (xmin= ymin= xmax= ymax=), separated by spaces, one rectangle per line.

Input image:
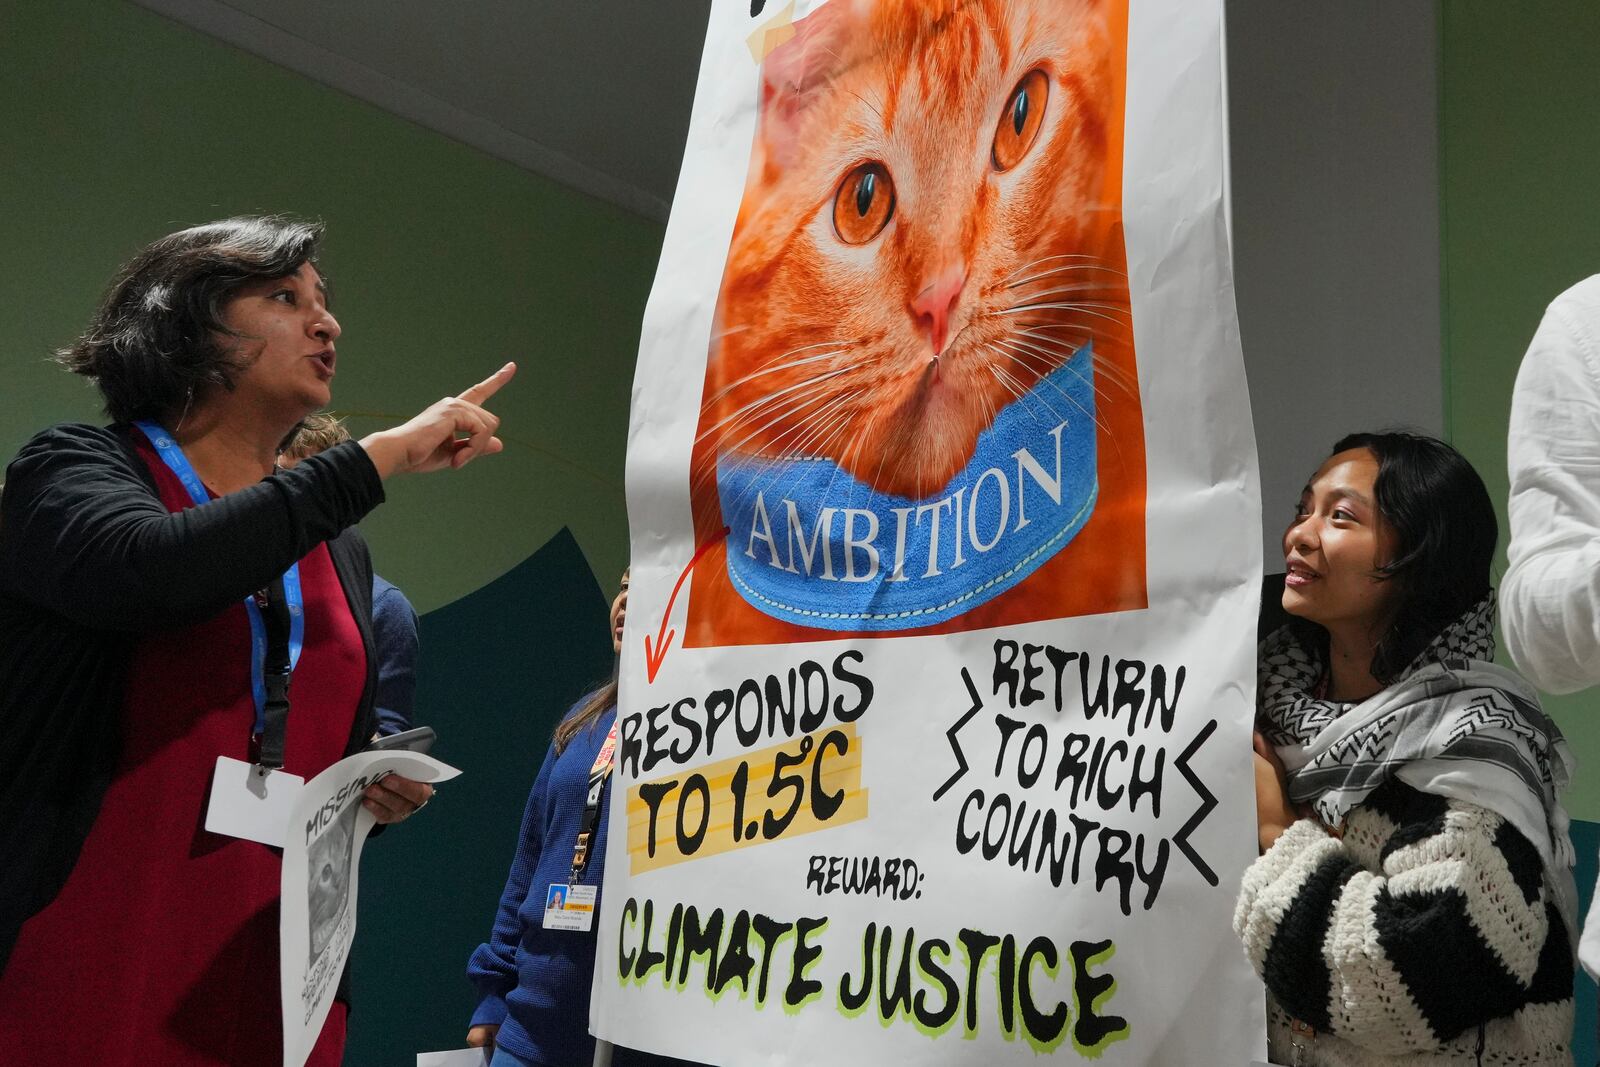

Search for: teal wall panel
xmin=1574 ymin=820 xmax=1598 ymax=1066
xmin=352 ymin=528 xmax=615 ymax=1064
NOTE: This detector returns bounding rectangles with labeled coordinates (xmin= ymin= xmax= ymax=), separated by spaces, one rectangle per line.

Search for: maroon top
xmin=0 ymin=437 xmax=368 ymax=1066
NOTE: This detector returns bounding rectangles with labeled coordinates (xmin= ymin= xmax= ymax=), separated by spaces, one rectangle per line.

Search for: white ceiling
xmin=132 ymin=0 xmax=714 ymax=221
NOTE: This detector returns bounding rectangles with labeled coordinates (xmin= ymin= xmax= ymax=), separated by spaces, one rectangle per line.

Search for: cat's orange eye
xmin=833 ymin=162 xmax=895 ymax=245
xmin=993 ymin=69 xmax=1049 ymax=172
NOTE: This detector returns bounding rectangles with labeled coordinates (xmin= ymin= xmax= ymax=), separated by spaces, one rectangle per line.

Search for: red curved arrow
xmin=644 ymin=527 xmax=730 ymax=683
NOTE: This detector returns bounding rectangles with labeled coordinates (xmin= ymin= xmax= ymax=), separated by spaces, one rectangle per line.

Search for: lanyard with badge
xmin=135 ymin=420 xmax=308 ymax=847
xmin=544 ymin=720 xmax=618 ymax=932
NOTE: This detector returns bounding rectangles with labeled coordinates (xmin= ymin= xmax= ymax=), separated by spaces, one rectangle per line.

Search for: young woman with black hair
xmin=1236 ymin=432 xmax=1577 ymax=1066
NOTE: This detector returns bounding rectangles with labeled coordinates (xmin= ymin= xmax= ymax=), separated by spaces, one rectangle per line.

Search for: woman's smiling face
xmin=1281 ymin=447 xmax=1401 ymax=636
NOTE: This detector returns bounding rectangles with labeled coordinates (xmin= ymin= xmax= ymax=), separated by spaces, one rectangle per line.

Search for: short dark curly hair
xmin=56 ymin=216 xmax=325 ymax=425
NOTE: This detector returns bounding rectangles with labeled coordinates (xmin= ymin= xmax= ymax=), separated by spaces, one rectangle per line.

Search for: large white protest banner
xmin=594 ymin=0 xmax=1263 ymax=1062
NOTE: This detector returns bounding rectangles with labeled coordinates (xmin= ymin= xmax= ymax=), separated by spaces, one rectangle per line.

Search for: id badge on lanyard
xmin=135 ymin=422 xmax=308 ymax=845
xmin=544 ymin=720 xmax=618 ymax=933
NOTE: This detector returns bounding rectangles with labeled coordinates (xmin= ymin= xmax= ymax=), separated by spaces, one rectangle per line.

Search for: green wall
xmin=1440 ymin=0 xmax=1600 ymax=819
xmin=0 ymin=0 xmax=661 ymax=611
xmin=1440 ymin=8 xmax=1600 ymax=1058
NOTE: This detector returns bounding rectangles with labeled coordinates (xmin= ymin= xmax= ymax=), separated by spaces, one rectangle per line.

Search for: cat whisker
xmin=1000 ymin=328 xmax=1078 ymax=361
xmin=986 ymin=358 xmax=1036 ymax=401
xmin=867 ymin=433 xmax=897 ymax=499
xmin=700 ymin=388 xmax=857 ymax=500
xmin=735 ymin=398 xmax=862 ymax=506
xmin=992 ymin=345 xmax=1069 ymax=391
xmin=998 ymin=300 xmax=1132 ymax=325
xmin=1005 ymin=265 xmax=1129 ymax=291
xmin=975 ymin=368 xmax=999 ymax=428
xmin=825 ymin=410 xmax=872 ymax=499
xmin=991 ymin=314 xmax=1093 ymax=341
xmin=767 ymin=392 xmax=857 ymax=465
xmin=1004 ymin=279 xmax=1123 ymax=299
xmin=1013 ymin=322 xmax=1106 ymax=353
xmin=1012 ymin=324 xmax=1088 ymax=346
xmin=710 ymin=353 xmax=882 ymax=493
xmin=1084 ymin=354 xmax=1138 ymax=399
xmin=999 ymin=310 xmax=1133 ymax=348
xmin=1002 ymin=253 xmax=1115 ymax=284
xmin=714 ymin=340 xmax=865 ymax=399
xmin=695 ymin=365 xmax=857 ymax=444
xmin=791 ymin=414 xmax=858 ymax=474
xmin=750 ymin=338 xmax=864 ymax=371
xmin=995 ymin=334 xmax=1068 ymax=364
xmin=803 ymin=412 xmax=859 ymax=487
xmin=985 ymin=361 xmax=1045 ymax=422
xmin=1007 ymin=284 xmax=1131 ymax=308
xmin=1011 ymin=326 xmax=1097 ymax=364
xmin=1049 ymin=357 xmax=1134 ymax=473
xmin=836 ymin=407 xmax=882 ymax=500
xmin=702 ymin=340 xmax=862 ymax=407
xmin=985 ymin=347 xmax=1073 ymax=427
xmin=692 ymin=392 xmax=846 ymax=497
xmin=1005 ymin=307 xmax=1136 ymax=344
xmin=1012 ymin=321 xmax=1139 ymax=394
xmin=992 ymin=339 xmax=1113 ymax=438
xmin=712 ymin=380 xmax=854 ymax=459
xmin=760 ymin=393 xmax=852 ymax=458
xmin=1013 ymin=326 xmax=1137 ymax=398
xmin=845 ymin=88 xmax=884 ymax=122
xmin=1002 ymin=335 xmax=1121 ymax=411
xmin=1057 ymin=358 xmax=1121 ymax=414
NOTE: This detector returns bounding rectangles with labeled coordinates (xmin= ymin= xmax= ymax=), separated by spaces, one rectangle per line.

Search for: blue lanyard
xmin=134 ymin=421 xmax=304 ymax=750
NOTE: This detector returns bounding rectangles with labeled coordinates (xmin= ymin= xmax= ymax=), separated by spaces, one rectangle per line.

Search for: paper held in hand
xmin=279 ymin=749 xmax=462 ymax=1067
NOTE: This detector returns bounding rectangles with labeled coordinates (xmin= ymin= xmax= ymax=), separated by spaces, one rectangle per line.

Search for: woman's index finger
xmin=457 ymin=361 xmax=518 ymax=405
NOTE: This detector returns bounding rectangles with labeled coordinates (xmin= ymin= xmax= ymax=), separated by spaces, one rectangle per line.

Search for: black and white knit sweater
xmin=1235 ymin=776 xmax=1574 ymax=1065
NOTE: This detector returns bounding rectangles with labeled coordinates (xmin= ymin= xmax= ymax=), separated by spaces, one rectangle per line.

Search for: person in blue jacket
xmin=466 ymin=572 xmax=699 ymax=1067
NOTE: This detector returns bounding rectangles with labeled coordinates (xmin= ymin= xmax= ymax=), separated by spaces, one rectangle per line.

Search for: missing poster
xmin=279 ymin=750 xmax=461 ymax=1067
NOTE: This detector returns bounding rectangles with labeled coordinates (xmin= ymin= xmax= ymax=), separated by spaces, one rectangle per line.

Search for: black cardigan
xmin=0 ymin=423 xmax=387 ymax=973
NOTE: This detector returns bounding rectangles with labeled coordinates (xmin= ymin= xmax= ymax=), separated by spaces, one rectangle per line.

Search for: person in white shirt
xmin=1503 ymin=272 xmax=1600 ymax=977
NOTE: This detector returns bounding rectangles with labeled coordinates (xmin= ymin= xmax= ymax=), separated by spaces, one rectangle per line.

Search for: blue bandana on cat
xmin=716 ymin=342 xmax=1098 ymax=631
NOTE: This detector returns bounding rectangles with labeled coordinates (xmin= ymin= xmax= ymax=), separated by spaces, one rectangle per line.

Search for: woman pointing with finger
xmin=0 ymin=216 xmax=514 ymax=1066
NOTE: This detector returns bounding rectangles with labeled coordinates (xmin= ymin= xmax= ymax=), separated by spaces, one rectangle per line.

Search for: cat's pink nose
xmin=911 ymin=266 xmax=968 ymax=356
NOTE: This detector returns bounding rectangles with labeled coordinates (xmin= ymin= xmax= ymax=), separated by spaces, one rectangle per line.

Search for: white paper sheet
xmin=416 ymin=1049 xmax=492 ymax=1067
xmin=280 ymin=750 xmax=461 ymax=1067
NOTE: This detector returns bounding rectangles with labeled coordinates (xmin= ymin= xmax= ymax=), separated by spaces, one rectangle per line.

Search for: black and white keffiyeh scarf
xmin=1258 ymin=592 xmax=1578 ymax=931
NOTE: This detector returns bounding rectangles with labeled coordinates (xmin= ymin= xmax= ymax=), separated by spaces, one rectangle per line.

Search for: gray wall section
xmin=1227 ymin=1 xmax=1443 ymax=568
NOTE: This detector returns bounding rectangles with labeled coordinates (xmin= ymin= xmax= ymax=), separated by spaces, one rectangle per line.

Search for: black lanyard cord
xmin=254 ymin=575 xmax=294 ymax=771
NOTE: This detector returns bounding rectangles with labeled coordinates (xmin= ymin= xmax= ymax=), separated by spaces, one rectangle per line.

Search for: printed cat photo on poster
xmin=687 ymin=0 xmax=1143 ymax=646
xmin=306 ymin=800 xmax=357 ymax=962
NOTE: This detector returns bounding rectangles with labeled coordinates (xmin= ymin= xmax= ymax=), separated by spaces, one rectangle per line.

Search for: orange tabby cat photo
xmin=686 ymin=0 xmax=1143 ymax=646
